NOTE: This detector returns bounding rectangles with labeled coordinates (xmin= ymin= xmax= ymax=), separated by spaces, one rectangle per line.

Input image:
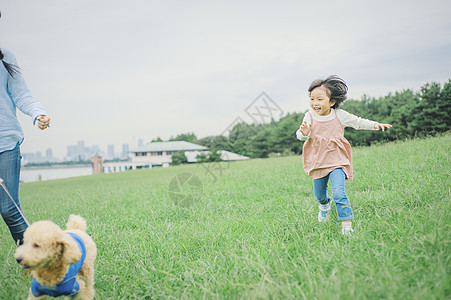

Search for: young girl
xmin=0 ymin=10 xmax=50 ymax=245
xmin=296 ymin=75 xmax=391 ymax=235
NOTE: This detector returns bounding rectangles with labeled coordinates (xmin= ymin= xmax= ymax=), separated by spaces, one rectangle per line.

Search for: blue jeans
xmin=0 ymin=143 xmax=28 ymax=244
xmin=313 ymin=168 xmax=354 ymax=221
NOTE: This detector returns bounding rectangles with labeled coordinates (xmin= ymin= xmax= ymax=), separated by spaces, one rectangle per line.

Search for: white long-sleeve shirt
xmin=296 ymin=108 xmax=377 ymax=140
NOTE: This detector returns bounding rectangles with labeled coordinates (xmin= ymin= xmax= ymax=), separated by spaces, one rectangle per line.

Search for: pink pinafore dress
xmin=302 ymin=111 xmax=353 ymax=180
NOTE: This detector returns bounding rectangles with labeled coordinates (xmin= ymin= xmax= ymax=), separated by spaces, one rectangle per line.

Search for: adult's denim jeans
xmin=313 ymin=168 xmax=354 ymax=221
xmin=0 ymin=143 xmax=28 ymax=244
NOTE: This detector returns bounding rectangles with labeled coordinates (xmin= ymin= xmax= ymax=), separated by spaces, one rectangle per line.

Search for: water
xmin=20 ymin=165 xmax=92 ymax=182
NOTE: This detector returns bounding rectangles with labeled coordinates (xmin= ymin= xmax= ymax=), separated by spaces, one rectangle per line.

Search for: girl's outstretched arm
xmin=300 ymin=121 xmax=312 ymax=136
xmin=296 ymin=113 xmax=312 ymax=140
xmin=374 ymin=123 xmax=392 ymax=131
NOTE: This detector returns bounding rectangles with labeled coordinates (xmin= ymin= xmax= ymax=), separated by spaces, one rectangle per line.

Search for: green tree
xmin=411 ymin=81 xmax=450 ymax=135
xmin=197 ymin=135 xmax=231 ymax=152
xmin=228 ymin=123 xmax=258 ymax=156
xmin=208 ymin=149 xmax=222 ymax=162
xmin=170 ymin=133 xmax=198 ymax=143
xmin=341 ymin=97 xmax=376 ymax=146
xmin=270 ymin=112 xmax=304 ymax=154
xmin=246 ymin=130 xmax=272 ymax=158
xmin=387 ymin=89 xmax=420 ymax=139
xmin=171 ymin=151 xmax=188 ymax=165
xmin=195 ymin=152 xmax=209 ymax=163
xmin=436 ymin=79 xmax=451 ymax=131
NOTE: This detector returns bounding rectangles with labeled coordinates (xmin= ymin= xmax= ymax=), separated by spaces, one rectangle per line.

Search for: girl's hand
xmin=36 ymin=115 xmax=50 ymax=130
xmin=374 ymin=122 xmax=392 ymax=131
xmin=300 ymin=121 xmax=312 ymax=136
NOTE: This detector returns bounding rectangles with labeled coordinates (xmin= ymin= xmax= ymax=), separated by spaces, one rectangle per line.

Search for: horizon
xmin=18 ymin=77 xmax=451 ymax=162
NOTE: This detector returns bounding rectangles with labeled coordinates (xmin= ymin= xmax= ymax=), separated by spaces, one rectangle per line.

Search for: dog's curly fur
xmin=14 ymin=215 xmax=97 ymax=300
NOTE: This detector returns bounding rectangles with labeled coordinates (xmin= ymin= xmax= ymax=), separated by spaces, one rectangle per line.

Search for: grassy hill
xmin=1 ymin=134 xmax=449 ymax=299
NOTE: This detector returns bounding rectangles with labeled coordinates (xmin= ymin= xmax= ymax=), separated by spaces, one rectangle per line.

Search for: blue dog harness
xmin=31 ymin=232 xmax=86 ymax=298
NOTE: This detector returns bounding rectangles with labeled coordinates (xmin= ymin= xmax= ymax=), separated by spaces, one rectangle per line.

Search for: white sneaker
xmin=318 ymin=202 xmax=331 ymax=222
xmin=342 ymin=224 xmax=354 ymax=236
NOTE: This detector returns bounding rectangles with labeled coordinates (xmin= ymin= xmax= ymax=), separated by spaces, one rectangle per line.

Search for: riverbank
xmin=20 ymin=165 xmax=92 ymax=182
xmin=22 ymin=163 xmax=91 ymax=170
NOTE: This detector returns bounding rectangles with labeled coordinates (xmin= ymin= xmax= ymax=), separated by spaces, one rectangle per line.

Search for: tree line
xmin=170 ymin=79 xmax=450 ymax=160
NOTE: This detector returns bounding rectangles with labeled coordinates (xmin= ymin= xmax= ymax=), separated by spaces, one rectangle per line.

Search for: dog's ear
xmin=59 ymin=234 xmax=81 ymax=264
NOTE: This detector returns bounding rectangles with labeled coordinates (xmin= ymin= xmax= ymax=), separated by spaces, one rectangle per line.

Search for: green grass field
xmin=1 ymin=134 xmax=450 ymax=299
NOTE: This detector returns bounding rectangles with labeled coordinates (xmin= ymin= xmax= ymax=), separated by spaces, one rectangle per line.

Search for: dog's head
xmin=14 ymin=220 xmax=81 ymax=270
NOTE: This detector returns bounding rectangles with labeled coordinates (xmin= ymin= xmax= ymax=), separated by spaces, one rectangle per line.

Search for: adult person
xmin=0 ymin=10 xmax=51 ymax=245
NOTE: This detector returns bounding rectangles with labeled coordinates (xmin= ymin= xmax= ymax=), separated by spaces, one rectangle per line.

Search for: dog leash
xmin=0 ymin=178 xmax=30 ymax=226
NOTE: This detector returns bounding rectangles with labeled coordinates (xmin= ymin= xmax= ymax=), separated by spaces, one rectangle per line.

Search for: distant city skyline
xmin=22 ymin=140 xmax=136 ymax=164
xmin=21 ymin=135 xmax=203 ymax=163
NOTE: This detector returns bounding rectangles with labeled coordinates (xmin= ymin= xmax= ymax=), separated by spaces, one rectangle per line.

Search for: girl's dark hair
xmin=308 ymin=75 xmax=348 ymax=109
xmin=0 ymin=50 xmax=20 ymax=78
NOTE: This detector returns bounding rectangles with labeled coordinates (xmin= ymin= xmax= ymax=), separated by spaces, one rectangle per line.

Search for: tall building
xmin=66 ymin=145 xmax=78 ymax=157
xmin=107 ymin=144 xmax=115 ymax=159
xmin=46 ymin=148 xmax=53 ymax=160
xmin=77 ymin=141 xmax=85 ymax=155
xmin=66 ymin=141 xmax=98 ymax=161
xmin=121 ymin=143 xmax=129 ymax=159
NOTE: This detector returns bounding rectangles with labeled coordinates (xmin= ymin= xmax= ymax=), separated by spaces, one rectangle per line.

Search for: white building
xmin=101 ymin=141 xmax=249 ymax=173
xmin=130 ymin=141 xmax=209 ymax=168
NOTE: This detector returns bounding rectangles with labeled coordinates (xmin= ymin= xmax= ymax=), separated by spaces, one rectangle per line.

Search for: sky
xmin=1 ymin=0 xmax=450 ymax=159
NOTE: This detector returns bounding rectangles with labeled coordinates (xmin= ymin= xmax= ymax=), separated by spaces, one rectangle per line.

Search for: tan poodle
xmin=14 ymin=215 xmax=97 ymax=299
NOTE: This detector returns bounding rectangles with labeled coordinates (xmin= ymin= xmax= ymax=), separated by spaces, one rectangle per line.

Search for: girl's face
xmin=310 ymin=86 xmax=336 ymax=116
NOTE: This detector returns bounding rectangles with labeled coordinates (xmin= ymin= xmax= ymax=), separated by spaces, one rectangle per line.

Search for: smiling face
xmin=309 ymin=85 xmax=336 ymax=116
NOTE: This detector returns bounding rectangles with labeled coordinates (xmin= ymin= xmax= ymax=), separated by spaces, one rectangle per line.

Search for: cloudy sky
xmin=1 ymin=0 xmax=450 ymax=158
